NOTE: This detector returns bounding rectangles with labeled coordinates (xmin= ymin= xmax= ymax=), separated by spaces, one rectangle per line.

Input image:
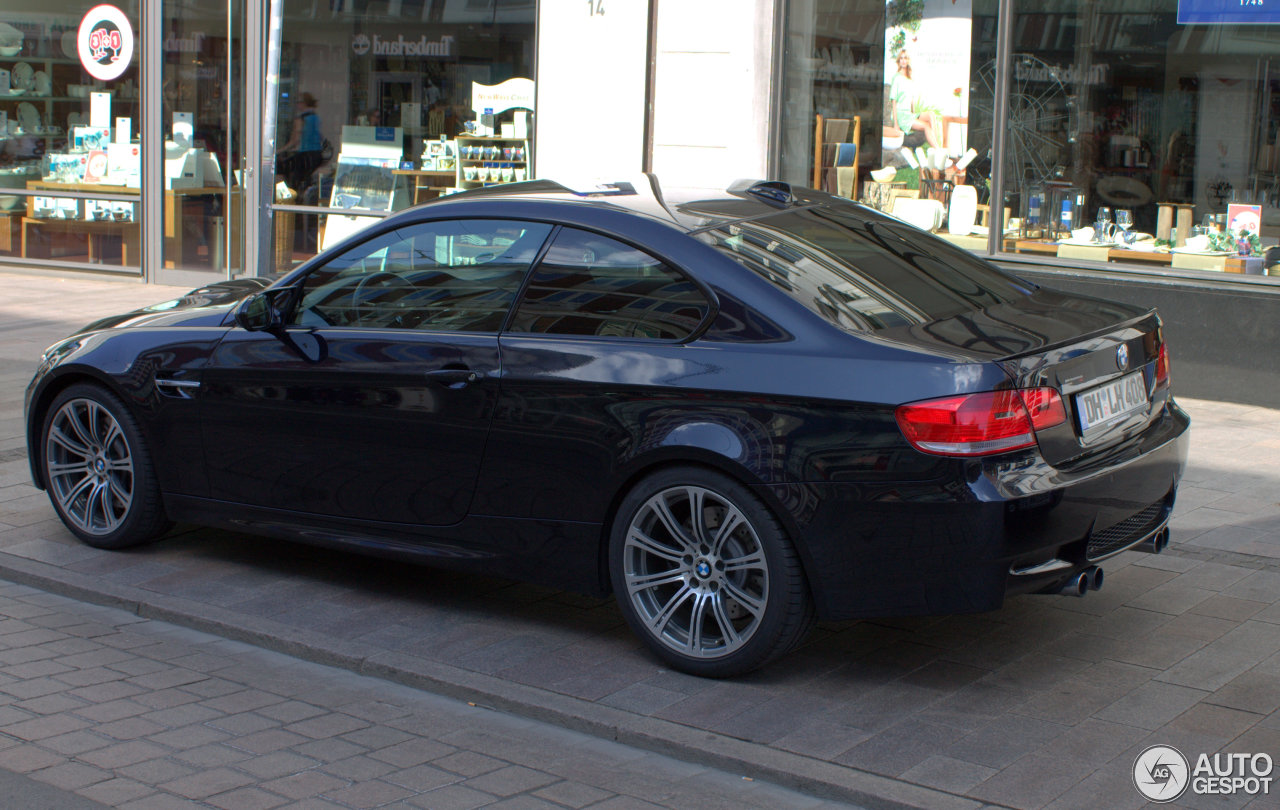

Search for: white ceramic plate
xmin=10 ymin=61 xmax=33 ymax=90
xmin=16 ymin=101 xmax=39 ymax=132
xmin=61 ymin=31 xmax=78 ymax=59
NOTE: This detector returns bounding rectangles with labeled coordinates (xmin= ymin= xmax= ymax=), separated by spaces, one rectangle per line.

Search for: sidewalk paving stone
xmin=2 ymin=269 xmax=1279 ymax=808
xmin=0 ymin=585 xmax=853 ymax=809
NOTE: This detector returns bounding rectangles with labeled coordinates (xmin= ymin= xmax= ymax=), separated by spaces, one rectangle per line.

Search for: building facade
xmin=2 ymin=0 xmax=1279 ymax=296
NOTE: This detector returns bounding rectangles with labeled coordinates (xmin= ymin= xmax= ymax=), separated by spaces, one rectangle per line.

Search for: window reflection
xmin=272 ymin=0 xmax=535 ymax=269
xmin=510 ymin=228 xmax=711 ymax=340
xmin=292 ymin=218 xmax=550 ymax=332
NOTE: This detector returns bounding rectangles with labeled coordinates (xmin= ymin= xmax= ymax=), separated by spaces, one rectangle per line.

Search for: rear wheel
xmin=41 ymin=384 xmax=171 ymax=549
xmin=609 ymin=467 xmax=813 ymax=677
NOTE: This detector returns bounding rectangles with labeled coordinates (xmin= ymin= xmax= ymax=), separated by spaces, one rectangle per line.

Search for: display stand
xmin=455 ymin=136 xmax=529 ymax=190
xmin=813 ymin=114 xmax=861 ymax=198
xmin=320 ymin=125 xmax=402 ymax=252
xmin=461 ymin=78 xmax=533 ymax=189
xmin=21 ymin=180 xmax=139 ymax=262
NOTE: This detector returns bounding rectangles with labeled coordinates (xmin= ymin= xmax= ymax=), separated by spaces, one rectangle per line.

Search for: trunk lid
xmin=876 ymin=287 xmax=1168 ymax=466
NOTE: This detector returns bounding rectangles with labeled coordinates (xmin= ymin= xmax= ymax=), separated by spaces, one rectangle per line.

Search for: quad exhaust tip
xmin=1059 ymin=565 xmax=1104 ymax=597
xmin=1138 ymin=527 xmax=1170 ymax=554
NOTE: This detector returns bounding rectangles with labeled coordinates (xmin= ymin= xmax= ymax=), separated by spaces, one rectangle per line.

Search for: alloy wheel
xmin=45 ymin=397 xmax=134 ymax=536
xmin=622 ymin=485 xmax=769 ymax=659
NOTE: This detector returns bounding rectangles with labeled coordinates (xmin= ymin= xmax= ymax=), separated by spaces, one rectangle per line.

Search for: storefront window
xmin=999 ymin=1 xmax=1280 ymax=277
xmin=782 ymin=1 xmax=1280 ymax=280
xmin=269 ymin=0 xmax=535 ymax=273
xmin=779 ymin=0 xmax=997 ymax=255
xmin=1 ymin=4 xmax=142 ymax=270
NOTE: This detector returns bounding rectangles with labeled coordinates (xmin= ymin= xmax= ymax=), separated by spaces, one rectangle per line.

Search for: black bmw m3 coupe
xmin=26 ymin=177 xmax=1189 ymax=676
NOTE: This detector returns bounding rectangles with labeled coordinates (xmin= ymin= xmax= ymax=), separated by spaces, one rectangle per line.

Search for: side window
xmin=508 ymin=228 xmax=710 ymax=340
xmin=289 ymin=219 xmax=552 ymax=331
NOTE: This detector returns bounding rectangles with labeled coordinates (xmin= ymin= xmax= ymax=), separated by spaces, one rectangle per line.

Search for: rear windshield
xmin=700 ymin=205 xmax=1035 ymax=331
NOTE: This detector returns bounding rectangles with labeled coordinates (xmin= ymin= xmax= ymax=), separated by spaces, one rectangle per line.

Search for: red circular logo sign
xmin=77 ymin=5 xmax=134 ymax=81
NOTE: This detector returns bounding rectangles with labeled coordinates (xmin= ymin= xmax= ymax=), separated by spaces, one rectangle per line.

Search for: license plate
xmin=1075 ymin=371 xmax=1148 ymax=432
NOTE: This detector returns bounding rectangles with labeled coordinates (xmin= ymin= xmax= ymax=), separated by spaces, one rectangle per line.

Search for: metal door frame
xmin=145 ymin=0 xmax=260 ymax=285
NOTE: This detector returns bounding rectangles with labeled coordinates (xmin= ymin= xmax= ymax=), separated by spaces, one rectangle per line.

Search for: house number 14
xmin=587 ymin=0 xmax=605 ymax=14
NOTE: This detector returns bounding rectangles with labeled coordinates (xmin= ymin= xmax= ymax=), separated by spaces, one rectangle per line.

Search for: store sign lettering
xmin=1014 ymin=60 xmax=1109 ymax=86
xmin=1178 ymin=0 xmax=1280 ymax=24
xmin=77 ymin=5 xmax=134 ymax=82
xmin=164 ymin=32 xmax=206 ymax=53
xmin=472 ymin=78 xmax=536 ymax=113
xmin=351 ymin=34 xmax=455 ymax=58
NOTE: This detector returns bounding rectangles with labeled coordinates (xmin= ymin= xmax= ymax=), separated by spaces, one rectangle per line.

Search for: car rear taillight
xmin=895 ymin=388 xmax=1067 ymax=457
xmin=1155 ymin=342 xmax=1170 ymax=388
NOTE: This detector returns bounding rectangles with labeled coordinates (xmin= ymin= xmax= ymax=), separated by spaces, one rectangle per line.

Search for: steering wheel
xmin=348 ymin=271 xmax=416 ymax=327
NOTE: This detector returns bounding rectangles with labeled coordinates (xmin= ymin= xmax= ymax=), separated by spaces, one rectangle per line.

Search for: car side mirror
xmin=234 ymin=288 xmax=292 ymax=332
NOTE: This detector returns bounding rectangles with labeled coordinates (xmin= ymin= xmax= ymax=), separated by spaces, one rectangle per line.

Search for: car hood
xmin=871 ymin=286 xmax=1151 ymax=362
xmin=75 ymin=277 xmax=278 ymax=334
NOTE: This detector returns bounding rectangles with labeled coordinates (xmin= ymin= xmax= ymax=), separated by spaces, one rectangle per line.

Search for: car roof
xmin=408 ymin=174 xmax=848 ymax=235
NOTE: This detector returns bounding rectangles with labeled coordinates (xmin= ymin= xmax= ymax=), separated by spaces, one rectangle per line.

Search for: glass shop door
xmin=153 ymin=0 xmax=244 ymax=286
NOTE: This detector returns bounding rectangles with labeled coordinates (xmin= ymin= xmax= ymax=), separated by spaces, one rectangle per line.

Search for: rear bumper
xmin=767 ymin=400 xmax=1191 ymax=620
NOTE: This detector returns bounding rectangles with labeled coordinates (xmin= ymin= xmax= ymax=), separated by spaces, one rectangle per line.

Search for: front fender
xmin=25 ymin=327 xmax=230 ymax=495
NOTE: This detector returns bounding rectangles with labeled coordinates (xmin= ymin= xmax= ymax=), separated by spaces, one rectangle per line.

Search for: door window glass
xmin=290 ymin=218 xmax=551 ymax=331
xmin=509 ymin=228 xmax=710 ymax=340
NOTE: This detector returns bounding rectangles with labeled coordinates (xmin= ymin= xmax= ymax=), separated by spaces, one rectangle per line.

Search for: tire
xmin=40 ymin=383 xmax=172 ymax=549
xmin=608 ymin=467 xmax=814 ymax=677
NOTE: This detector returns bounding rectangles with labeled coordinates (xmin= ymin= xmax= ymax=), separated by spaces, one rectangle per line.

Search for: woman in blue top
xmin=889 ymin=51 xmax=940 ymax=149
xmin=279 ymin=92 xmax=325 ymax=193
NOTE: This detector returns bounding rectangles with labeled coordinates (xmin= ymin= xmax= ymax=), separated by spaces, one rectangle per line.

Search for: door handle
xmin=425 ymin=368 xmax=479 ymax=387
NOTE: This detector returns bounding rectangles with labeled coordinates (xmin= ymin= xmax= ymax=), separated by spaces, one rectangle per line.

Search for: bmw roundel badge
xmin=1116 ymin=344 xmax=1129 ymax=371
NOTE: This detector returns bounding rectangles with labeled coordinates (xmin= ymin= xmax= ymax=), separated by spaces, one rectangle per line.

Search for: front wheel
xmin=609 ymin=467 xmax=813 ymax=677
xmin=41 ymin=383 xmax=171 ymax=549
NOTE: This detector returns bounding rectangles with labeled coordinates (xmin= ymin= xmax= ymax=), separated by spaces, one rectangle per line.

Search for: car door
xmin=475 ymin=226 xmax=714 ymax=523
xmin=200 ymin=217 xmax=553 ymax=526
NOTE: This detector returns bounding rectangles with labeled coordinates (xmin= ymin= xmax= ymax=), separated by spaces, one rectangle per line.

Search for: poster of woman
xmin=882 ymin=0 xmax=973 ymax=161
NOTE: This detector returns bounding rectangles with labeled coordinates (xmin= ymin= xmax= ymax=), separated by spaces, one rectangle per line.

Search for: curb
xmin=0 ymin=550 xmax=1009 ymax=810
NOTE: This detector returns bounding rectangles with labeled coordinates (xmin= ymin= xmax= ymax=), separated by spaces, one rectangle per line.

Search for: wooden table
xmin=22 ymin=217 xmax=140 ymax=264
xmin=1013 ymin=239 xmax=1059 ymax=255
xmin=393 ymin=169 xmax=455 ymax=205
xmin=1109 ymin=249 xmax=1172 ymax=265
xmin=26 ymin=181 xmax=240 ymax=269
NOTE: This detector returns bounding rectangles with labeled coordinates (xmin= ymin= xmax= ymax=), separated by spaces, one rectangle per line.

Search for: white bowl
xmin=870 ymin=167 xmax=896 ymax=183
xmin=0 ymin=45 xmax=21 ymax=57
